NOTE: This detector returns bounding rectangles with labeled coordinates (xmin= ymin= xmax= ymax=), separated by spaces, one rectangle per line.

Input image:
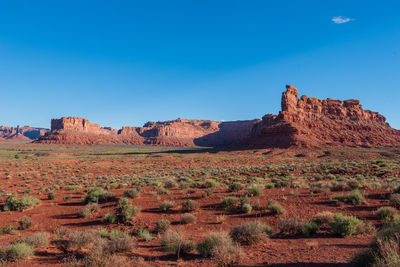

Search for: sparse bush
xmin=107 ymin=237 xmax=134 ymax=253
xmin=220 ymin=197 xmax=240 ymax=210
xmin=203 ymin=179 xmax=218 ymax=189
xmin=160 ymin=201 xmax=175 ymax=212
xmin=84 ymin=188 xmax=114 ymax=204
xmin=120 ymin=204 xmax=140 ymax=224
xmin=103 ymin=213 xmax=117 ymax=224
xmin=390 ymin=194 xmax=400 ymax=209
xmin=3 ymin=194 xmax=40 ymax=211
xmin=229 ymin=221 xmax=270 ymax=245
xmin=212 ymin=242 xmax=242 ymax=267
xmin=241 ymin=203 xmax=252 ymax=213
xmin=228 ymin=182 xmax=244 ymax=192
xmin=155 ymin=219 xmax=171 ymax=234
xmin=161 ymin=230 xmax=196 ymax=257
xmin=247 ymin=184 xmax=263 ymax=196
xmin=377 ymin=207 xmax=398 ymax=222
xmin=181 ymin=200 xmax=199 ymax=212
xmin=198 ymin=231 xmax=242 ymax=266
xmin=0 ymin=242 xmax=33 ymax=262
xmin=57 ymin=230 xmax=98 ymax=252
xmin=77 ymin=202 xmax=100 ymax=218
xmin=346 ymin=190 xmax=365 ymax=205
xmin=351 ymin=224 xmax=400 ymax=266
xmin=313 ymin=211 xmax=334 ymax=226
xmin=18 ymin=217 xmax=32 ymax=230
xmin=0 ymin=224 xmax=15 ymax=235
xmin=329 ymin=213 xmax=362 ymax=237
xmin=268 ymin=200 xmax=285 ymax=215
xmin=181 ymin=213 xmax=196 ymax=224
xmin=123 ymin=189 xmax=140 ymax=199
xmin=16 ymin=232 xmax=50 ymax=248
xmin=47 ymin=192 xmax=57 ymax=200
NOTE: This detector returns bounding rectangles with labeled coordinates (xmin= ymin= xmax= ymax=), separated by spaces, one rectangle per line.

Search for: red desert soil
xmin=0 ymin=144 xmax=399 ymax=266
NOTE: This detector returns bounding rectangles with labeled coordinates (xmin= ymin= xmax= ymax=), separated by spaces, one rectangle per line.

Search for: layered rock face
xmin=37 ymin=117 xmax=257 ymax=146
xmin=0 ymin=125 xmax=49 ymax=141
xmin=250 ymin=85 xmax=400 ymax=147
xmin=35 ymin=85 xmax=400 ymax=148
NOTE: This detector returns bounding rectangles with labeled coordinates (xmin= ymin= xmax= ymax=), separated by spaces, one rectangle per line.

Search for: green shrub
xmin=16 ymin=232 xmax=49 ymax=248
xmin=346 ymin=190 xmax=365 ymax=205
xmin=351 ymin=223 xmax=400 ymax=267
xmin=0 ymin=242 xmax=33 ymax=262
xmin=203 ymin=179 xmax=218 ymax=189
xmin=198 ymin=232 xmax=234 ymax=258
xmin=0 ymin=224 xmax=15 ymax=235
xmin=298 ymin=221 xmax=318 ymax=236
xmin=376 ymin=207 xmax=398 ymax=222
xmin=329 ymin=213 xmax=361 ymax=237
xmin=159 ymin=201 xmax=175 ymax=212
xmin=123 ymin=189 xmax=140 ymax=199
xmin=247 ymin=184 xmax=264 ymax=196
xmin=102 ymin=213 xmax=117 ymax=224
xmin=120 ymin=204 xmax=140 ymax=224
xmin=4 ymin=194 xmax=40 ymax=211
xmin=241 ymin=203 xmax=252 ymax=213
xmin=229 ymin=221 xmax=270 ymax=245
xmin=47 ymin=192 xmax=57 ymax=200
xmin=181 ymin=213 xmax=196 ymax=224
xmin=155 ymin=219 xmax=171 ymax=234
xmin=220 ymin=197 xmax=240 ymax=210
xmin=109 ymin=229 xmax=129 ymax=240
xmin=267 ymin=200 xmax=285 ymax=215
xmin=134 ymin=227 xmax=153 ymax=241
xmin=84 ymin=188 xmax=114 ymax=204
xmin=390 ymin=194 xmax=400 ymax=209
xmin=161 ymin=230 xmax=196 ymax=257
xmin=228 ymin=182 xmax=244 ymax=192
xmin=77 ymin=202 xmax=100 ymax=218
xmin=18 ymin=217 xmax=32 ymax=230
xmin=313 ymin=211 xmax=334 ymax=226
xmin=181 ymin=200 xmax=199 ymax=212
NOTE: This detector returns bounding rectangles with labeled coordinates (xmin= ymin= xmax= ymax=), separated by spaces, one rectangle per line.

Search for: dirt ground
xmin=0 ymin=144 xmax=399 ymax=266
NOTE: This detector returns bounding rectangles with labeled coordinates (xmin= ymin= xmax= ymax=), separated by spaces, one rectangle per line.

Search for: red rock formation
xmin=34 ymin=85 xmax=400 ymax=148
xmin=36 ymin=117 xmax=257 ymax=146
xmin=251 ymin=85 xmax=400 ymax=148
xmin=0 ymin=125 xmax=49 ymax=141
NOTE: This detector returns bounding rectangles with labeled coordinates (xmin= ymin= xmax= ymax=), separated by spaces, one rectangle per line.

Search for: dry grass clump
xmin=16 ymin=232 xmax=50 ymax=249
xmin=77 ymin=202 xmax=100 ymax=218
xmin=313 ymin=211 xmax=334 ymax=225
xmin=181 ymin=213 xmax=197 ymax=224
xmin=161 ymin=230 xmax=196 ymax=257
xmin=229 ymin=221 xmax=271 ymax=245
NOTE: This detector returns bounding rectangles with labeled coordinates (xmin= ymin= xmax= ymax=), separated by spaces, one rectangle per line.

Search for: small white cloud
xmin=332 ymin=16 xmax=353 ymax=24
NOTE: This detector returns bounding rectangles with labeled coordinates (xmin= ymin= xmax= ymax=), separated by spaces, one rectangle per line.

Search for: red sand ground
xmin=0 ymin=144 xmax=399 ymax=266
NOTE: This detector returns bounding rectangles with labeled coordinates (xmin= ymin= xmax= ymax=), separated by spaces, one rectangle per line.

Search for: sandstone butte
xmin=33 ymin=85 xmax=400 ymax=148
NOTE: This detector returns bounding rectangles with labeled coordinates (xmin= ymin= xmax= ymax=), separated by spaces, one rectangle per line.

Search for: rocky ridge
xmin=34 ymin=85 xmax=400 ymax=148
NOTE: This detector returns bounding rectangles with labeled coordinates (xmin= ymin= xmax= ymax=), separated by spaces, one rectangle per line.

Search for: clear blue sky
xmin=0 ymin=0 xmax=399 ymax=129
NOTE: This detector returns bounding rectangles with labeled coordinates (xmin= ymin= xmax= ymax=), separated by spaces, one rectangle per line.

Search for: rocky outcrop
xmin=250 ymin=85 xmax=400 ymax=147
xmin=34 ymin=85 xmax=400 ymax=148
xmin=36 ymin=117 xmax=257 ymax=146
xmin=0 ymin=125 xmax=49 ymax=141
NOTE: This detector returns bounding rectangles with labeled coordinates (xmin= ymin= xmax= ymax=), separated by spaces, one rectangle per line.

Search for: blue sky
xmin=0 ymin=0 xmax=399 ymax=129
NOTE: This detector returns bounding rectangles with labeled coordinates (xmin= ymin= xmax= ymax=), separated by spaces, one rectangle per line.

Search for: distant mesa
xmin=31 ymin=85 xmax=400 ymax=148
xmin=0 ymin=125 xmax=49 ymax=142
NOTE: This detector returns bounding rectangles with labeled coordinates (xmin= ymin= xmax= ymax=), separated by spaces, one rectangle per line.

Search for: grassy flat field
xmin=0 ymin=144 xmax=400 ymax=266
